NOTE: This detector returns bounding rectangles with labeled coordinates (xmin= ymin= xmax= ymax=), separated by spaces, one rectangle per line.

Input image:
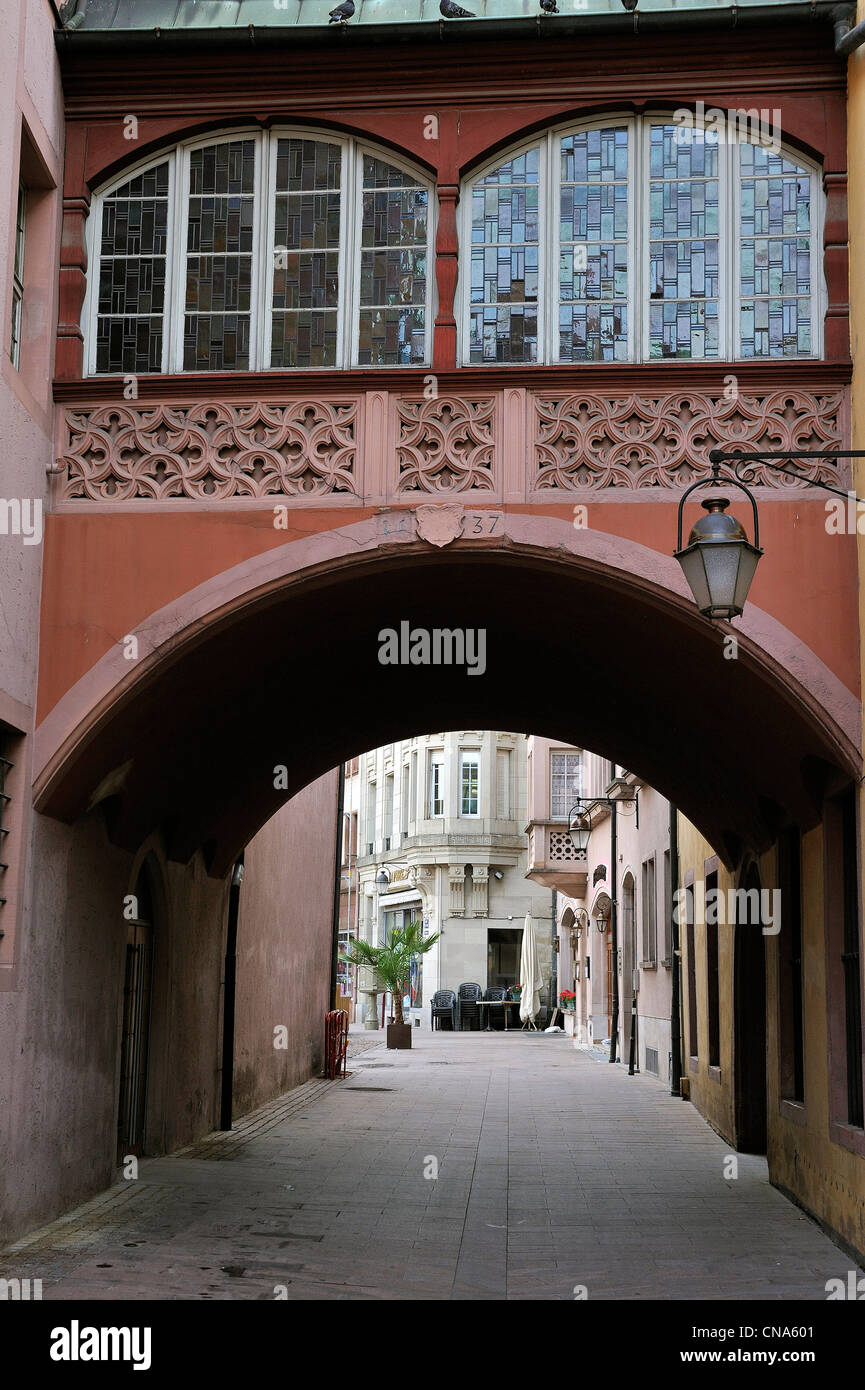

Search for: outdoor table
xmin=476 ymin=999 xmax=521 ymax=1031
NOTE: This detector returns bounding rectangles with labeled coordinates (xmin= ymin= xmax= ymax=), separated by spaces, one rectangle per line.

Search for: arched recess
xmin=33 ymin=516 xmax=859 ymax=881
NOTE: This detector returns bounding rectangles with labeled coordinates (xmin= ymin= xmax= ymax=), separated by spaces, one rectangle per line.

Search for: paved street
xmin=2 ymin=1031 xmax=853 ymax=1301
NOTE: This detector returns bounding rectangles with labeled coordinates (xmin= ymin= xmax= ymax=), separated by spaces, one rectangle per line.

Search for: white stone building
xmin=344 ymin=732 xmax=554 ymax=1028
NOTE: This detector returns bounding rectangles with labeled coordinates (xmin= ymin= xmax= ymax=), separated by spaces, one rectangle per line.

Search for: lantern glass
xmin=677 ymin=538 xmax=760 ymax=619
xmin=568 ymin=814 xmax=591 ymax=852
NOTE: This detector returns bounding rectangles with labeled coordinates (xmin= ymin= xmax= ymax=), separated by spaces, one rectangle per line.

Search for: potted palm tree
xmin=340 ymin=917 xmax=440 ymax=1049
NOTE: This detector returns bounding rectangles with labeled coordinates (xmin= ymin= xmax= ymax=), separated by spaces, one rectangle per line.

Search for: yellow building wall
xmin=676 ymin=816 xmax=865 ymax=1261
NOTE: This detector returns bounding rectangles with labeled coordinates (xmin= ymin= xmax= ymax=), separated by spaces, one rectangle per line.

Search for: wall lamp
xmin=675 ymin=449 xmax=865 ymax=621
xmin=567 ymin=793 xmax=637 ymax=851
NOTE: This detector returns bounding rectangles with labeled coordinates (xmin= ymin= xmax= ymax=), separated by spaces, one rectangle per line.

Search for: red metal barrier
xmin=324 ymin=1009 xmax=349 ymax=1079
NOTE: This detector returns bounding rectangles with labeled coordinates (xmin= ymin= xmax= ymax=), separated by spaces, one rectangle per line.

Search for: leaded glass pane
xmin=358 ymin=158 xmax=429 ymax=365
xmin=470 ymin=245 xmax=538 ymax=304
xmin=273 ymin=252 xmax=339 ymax=310
xmin=649 ymin=299 xmax=719 ymax=359
xmin=469 ymin=305 xmax=538 ymax=363
xmin=95 ymin=159 xmax=169 ymax=373
xmin=363 ymin=155 xmax=421 ymax=189
xmin=274 ymin=194 xmax=341 ymax=251
xmin=361 ymin=190 xmax=428 ymax=248
xmin=271 ymin=310 xmax=338 ymax=369
xmin=648 ymin=125 xmax=720 ymax=358
xmin=184 ymin=140 xmax=256 ymax=370
xmin=470 ymin=148 xmax=540 ymax=363
xmin=560 ymin=304 xmax=628 ymax=362
xmin=358 ymin=308 xmax=426 ymax=367
xmin=182 ymin=313 xmax=251 ymax=372
xmin=739 ymin=145 xmax=812 ymax=357
xmin=559 ymin=127 xmax=629 ymax=361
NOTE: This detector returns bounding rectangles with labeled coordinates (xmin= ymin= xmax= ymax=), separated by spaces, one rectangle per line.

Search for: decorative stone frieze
xmin=533 ymin=390 xmax=844 ymax=490
xmin=58 ymin=399 xmax=358 ymax=500
xmin=396 ymin=396 xmax=496 ymax=492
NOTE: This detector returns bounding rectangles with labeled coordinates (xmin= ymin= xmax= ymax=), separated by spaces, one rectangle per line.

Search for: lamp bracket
xmin=709 ymin=448 xmax=865 ymax=510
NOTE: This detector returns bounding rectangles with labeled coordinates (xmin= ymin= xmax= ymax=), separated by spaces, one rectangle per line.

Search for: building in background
xmin=526 ymin=741 xmax=674 ymax=1077
xmin=343 ymin=732 xmax=554 ymax=1026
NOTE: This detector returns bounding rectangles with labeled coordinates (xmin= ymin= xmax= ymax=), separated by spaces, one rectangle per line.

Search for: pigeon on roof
xmin=440 ymin=0 xmax=475 ymax=16
xmin=328 ymin=0 xmax=355 ymax=22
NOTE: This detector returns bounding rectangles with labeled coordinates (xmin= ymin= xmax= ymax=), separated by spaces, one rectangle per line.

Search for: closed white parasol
xmin=519 ymin=910 xmax=542 ymax=1029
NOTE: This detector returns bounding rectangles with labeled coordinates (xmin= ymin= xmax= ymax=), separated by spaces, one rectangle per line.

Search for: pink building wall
xmin=233 ymin=770 xmax=339 ymax=1117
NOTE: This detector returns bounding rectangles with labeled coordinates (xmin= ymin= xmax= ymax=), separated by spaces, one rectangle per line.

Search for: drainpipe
xmin=669 ymin=804 xmax=683 ymax=1097
xmin=219 ymin=855 xmax=244 ymax=1131
xmin=834 ymin=5 xmax=865 ymax=54
xmin=609 ymin=802 xmax=620 ymax=1064
xmin=330 ymin=761 xmax=346 ymax=1012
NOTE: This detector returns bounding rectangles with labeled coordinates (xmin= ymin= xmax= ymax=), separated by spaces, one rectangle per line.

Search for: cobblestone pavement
xmin=1 ymin=1032 xmax=854 ymax=1301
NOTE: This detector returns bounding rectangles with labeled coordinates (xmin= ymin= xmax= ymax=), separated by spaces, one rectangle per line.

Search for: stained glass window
xmin=559 ymin=127 xmax=629 ymax=362
xmin=648 ymin=124 xmax=720 ymax=359
xmin=739 ymin=144 xmax=812 ymax=357
xmin=358 ymin=156 xmax=428 ymax=366
xmin=183 ymin=140 xmax=256 ymax=372
xmin=271 ymin=138 xmax=342 ymax=369
xmin=95 ymin=162 xmax=169 ymax=374
xmin=469 ymin=148 xmax=539 ymax=363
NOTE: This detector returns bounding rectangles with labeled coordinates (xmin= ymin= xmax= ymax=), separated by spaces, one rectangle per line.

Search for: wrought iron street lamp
xmin=675 ymin=461 xmax=762 ymax=619
xmin=675 ymin=448 xmax=865 ymax=620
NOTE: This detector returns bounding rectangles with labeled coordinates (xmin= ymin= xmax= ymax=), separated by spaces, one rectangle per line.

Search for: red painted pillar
xmin=433 ymin=112 xmax=460 ymax=372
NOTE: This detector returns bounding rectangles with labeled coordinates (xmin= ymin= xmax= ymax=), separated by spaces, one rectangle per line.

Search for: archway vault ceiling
xmin=37 ymin=549 xmax=859 ymax=879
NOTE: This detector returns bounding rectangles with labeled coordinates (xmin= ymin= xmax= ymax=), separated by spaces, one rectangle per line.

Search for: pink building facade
xmin=526 ymin=739 xmax=674 ymax=1080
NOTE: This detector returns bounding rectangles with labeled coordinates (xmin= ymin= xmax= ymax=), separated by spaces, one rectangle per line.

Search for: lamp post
xmin=675 ymin=450 xmax=865 ymax=620
xmin=567 ymin=790 xmax=637 ymax=1065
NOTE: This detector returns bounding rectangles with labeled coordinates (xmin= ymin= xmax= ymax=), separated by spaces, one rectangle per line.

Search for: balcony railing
xmin=525 ymin=820 xmax=589 ymax=896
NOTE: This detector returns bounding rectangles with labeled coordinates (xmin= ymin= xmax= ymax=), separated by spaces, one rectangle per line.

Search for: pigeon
xmin=540 ymin=0 xmax=558 ymax=11
xmin=440 ymin=0 xmax=475 ymax=16
xmin=328 ymin=0 xmax=354 ymax=22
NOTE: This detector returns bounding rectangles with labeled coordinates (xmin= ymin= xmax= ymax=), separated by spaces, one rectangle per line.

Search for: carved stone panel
xmin=448 ymin=865 xmax=466 ymax=918
xmin=58 ymin=399 xmax=358 ymax=500
xmin=533 ymin=390 xmax=844 ymax=490
xmin=396 ymin=396 xmax=495 ymax=492
xmin=471 ymin=864 xmax=489 ymax=918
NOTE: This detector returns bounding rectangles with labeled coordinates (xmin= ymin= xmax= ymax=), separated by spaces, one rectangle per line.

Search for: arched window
xmin=85 ymin=130 xmax=433 ymax=375
xmin=461 ymin=116 xmax=823 ymax=364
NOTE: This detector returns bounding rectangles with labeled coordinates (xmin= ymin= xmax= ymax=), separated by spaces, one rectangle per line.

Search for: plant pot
xmin=386 ymin=1023 xmax=412 ymax=1050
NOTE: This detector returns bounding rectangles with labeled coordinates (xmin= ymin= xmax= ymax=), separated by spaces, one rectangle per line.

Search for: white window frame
xmin=429 ymin=752 xmax=445 ymax=819
xmin=550 ymin=750 xmax=582 ymax=821
xmin=459 ymin=750 xmax=480 ymax=819
xmin=83 ymin=127 xmax=435 ymax=376
xmin=459 ymin=112 xmax=824 ymax=365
